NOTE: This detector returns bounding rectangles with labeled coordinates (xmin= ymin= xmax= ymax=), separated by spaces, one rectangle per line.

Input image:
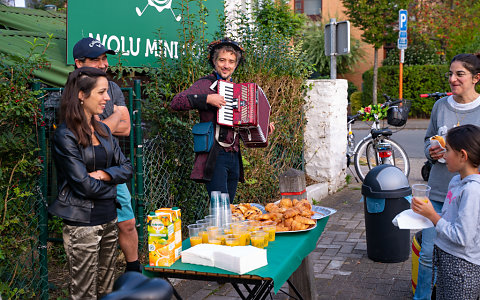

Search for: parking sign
xmin=398 ymin=9 xmax=408 ymax=50
xmin=399 ymin=10 xmax=407 ymax=31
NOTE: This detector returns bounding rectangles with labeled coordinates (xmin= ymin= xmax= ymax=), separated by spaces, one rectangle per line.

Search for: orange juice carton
xmin=155 ymin=208 xmax=182 ymax=260
xmin=148 ymin=237 xmax=176 ymax=267
xmin=152 ymin=210 xmax=175 ymax=243
xmin=147 ymin=211 xmax=176 ymax=267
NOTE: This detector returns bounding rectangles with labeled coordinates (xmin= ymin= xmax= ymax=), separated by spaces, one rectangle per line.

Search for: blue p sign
xmin=399 ymin=9 xmax=408 ymax=31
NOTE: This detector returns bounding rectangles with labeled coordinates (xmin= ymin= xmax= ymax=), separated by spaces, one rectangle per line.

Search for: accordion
xmin=217 ymin=80 xmax=271 ymax=148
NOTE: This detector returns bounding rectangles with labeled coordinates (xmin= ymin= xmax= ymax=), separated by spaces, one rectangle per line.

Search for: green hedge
xmin=362 ymin=65 xmax=450 ymax=117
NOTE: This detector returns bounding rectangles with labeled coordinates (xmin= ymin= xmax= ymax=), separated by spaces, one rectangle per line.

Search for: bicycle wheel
xmin=354 ymin=138 xmax=410 ymax=181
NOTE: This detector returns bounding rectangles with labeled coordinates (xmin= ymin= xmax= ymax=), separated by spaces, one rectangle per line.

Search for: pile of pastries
xmin=231 ymin=199 xmax=316 ymax=232
xmin=231 ymin=203 xmax=263 ymax=221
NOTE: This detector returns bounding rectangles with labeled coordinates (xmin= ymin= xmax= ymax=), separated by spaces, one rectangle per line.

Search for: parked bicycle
xmin=347 ymin=94 xmax=411 ymax=182
xmin=419 ymin=92 xmax=453 ymax=181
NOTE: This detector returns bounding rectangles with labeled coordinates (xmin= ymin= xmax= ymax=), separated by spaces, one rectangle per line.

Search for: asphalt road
xmin=350 ymin=119 xmax=431 ymax=184
xmin=353 ymin=129 xmax=427 ymax=158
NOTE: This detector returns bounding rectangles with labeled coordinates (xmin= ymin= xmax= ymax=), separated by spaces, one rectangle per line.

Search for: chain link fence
xmin=141 ymin=135 xmax=210 ymax=251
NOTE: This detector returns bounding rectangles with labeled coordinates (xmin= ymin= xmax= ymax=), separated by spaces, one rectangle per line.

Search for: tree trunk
xmin=372 ymin=47 xmax=378 ymax=105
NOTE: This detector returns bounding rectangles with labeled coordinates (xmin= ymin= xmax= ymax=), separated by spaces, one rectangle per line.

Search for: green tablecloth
xmin=144 ymin=216 xmax=329 ymax=293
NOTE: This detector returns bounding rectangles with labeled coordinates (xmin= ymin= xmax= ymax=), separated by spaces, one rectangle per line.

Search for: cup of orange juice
xmin=262 ymin=222 xmax=276 ymax=242
xmin=207 ymin=226 xmax=220 ymax=244
xmin=188 ymin=224 xmax=203 ymax=247
xmin=225 ymin=234 xmax=239 ymax=246
xmin=412 ymin=184 xmax=431 ymax=203
xmin=250 ymin=231 xmax=266 ymax=249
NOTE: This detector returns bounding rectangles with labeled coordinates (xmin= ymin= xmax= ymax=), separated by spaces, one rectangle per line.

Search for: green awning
xmin=0 ymin=5 xmax=72 ymax=87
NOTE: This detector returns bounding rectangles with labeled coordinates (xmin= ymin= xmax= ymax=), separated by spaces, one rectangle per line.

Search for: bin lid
xmin=361 ymin=165 xmax=411 ymax=198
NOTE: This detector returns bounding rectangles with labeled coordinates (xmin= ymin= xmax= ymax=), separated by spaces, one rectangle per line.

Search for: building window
xmin=294 ymin=0 xmax=304 ymax=13
xmin=295 ymin=0 xmax=321 ymax=19
xmin=304 ymin=0 xmax=321 ymax=16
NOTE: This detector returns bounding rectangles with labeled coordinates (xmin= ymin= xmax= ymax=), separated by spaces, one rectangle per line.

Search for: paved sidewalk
xmin=173 ymin=177 xmax=419 ymax=300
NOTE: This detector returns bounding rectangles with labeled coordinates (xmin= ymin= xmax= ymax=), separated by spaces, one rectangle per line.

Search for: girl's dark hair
xmin=450 ymin=53 xmax=480 ymax=85
xmin=446 ymin=124 xmax=480 ymax=168
xmin=60 ymin=67 xmax=108 ymax=147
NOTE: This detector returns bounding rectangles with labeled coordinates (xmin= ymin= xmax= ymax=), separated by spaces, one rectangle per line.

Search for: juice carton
xmin=148 ymin=237 xmax=176 ymax=267
xmin=152 ymin=210 xmax=175 ymax=243
xmin=156 ymin=208 xmax=182 ymax=260
xmin=148 ymin=211 xmax=176 ymax=267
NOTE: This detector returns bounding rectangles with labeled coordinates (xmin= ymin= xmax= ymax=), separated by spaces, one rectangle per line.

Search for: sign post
xmin=325 ymin=19 xmax=350 ymax=79
xmin=398 ymin=9 xmax=408 ymax=99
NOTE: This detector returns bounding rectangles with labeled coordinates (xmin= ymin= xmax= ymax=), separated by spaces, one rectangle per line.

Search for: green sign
xmin=67 ymin=0 xmax=223 ymax=67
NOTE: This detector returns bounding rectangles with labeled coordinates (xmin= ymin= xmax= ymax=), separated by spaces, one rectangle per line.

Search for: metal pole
xmin=330 ymin=18 xmax=337 ymax=79
xmin=33 ymin=81 xmax=49 ymax=300
xmin=133 ymin=80 xmax=145 ymax=245
xmin=399 ymin=49 xmax=404 ymax=99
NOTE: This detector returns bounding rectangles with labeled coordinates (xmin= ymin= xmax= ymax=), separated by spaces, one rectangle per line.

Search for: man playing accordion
xmin=171 ymin=38 xmax=274 ymax=203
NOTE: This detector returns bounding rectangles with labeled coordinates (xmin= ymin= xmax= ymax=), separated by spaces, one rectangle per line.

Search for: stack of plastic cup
xmin=209 ymin=191 xmax=222 ymax=227
xmin=220 ymin=193 xmax=232 ymax=227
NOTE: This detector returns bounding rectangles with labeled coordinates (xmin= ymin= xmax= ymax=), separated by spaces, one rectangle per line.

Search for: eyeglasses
xmin=445 ymin=71 xmax=471 ymax=79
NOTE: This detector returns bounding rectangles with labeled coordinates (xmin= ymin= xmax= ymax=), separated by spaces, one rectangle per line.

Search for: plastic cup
xmin=207 ymin=226 xmax=220 ymax=244
xmin=412 ymin=184 xmax=431 ymax=203
xmin=232 ymin=223 xmax=247 ymax=234
xmin=220 ymin=193 xmax=232 ymax=226
xmin=217 ymin=234 xmax=227 ymax=245
xmin=196 ymin=219 xmax=209 ymax=227
xmin=251 ymin=231 xmax=266 ymax=249
xmin=205 ymin=215 xmax=216 ymax=226
xmin=210 ymin=191 xmax=221 ymax=214
xmin=188 ymin=224 xmax=201 ymax=237
xmin=262 ymin=223 xmax=276 ymax=242
xmin=233 ymin=231 xmax=248 ymax=246
xmin=222 ymin=223 xmax=233 ymax=235
xmin=247 ymin=220 xmax=262 ymax=232
xmin=200 ymin=231 xmax=209 ymax=244
xmin=190 ymin=236 xmax=202 ymax=246
xmin=225 ymin=237 xmax=239 ymax=247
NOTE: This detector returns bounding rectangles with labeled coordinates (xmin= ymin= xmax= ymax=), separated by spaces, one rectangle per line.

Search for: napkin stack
xmin=181 ymin=244 xmax=267 ymax=274
xmin=181 ymin=244 xmax=216 ymax=267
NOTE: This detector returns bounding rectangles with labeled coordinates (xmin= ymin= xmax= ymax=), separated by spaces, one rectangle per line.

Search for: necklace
xmin=455 ymin=112 xmax=463 ymax=126
xmin=454 ymin=107 xmax=467 ymax=126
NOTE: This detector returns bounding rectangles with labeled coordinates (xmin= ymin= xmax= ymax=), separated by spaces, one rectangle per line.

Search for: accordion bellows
xmin=217 ymin=80 xmax=271 ymax=148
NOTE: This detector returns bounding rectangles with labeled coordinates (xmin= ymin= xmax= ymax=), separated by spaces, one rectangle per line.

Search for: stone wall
xmin=304 ymin=79 xmax=348 ymax=202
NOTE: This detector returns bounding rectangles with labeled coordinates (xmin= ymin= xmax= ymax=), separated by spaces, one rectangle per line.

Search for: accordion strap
xmin=215 ymin=124 xmax=237 ymax=148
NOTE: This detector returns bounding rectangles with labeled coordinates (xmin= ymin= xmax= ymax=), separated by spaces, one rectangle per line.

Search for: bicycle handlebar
xmin=382 ymin=94 xmax=404 ymax=108
xmin=419 ymin=92 xmax=452 ymax=100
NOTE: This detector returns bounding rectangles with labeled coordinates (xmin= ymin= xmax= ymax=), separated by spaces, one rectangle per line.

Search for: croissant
xmin=265 ymin=203 xmax=281 ymax=213
xmin=294 ymin=215 xmax=316 ymax=225
xmin=291 ymin=220 xmax=304 ymax=231
xmin=279 ymin=198 xmax=293 ymax=208
xmin=257 ymin=213 xmax=274 ymax=221
xmin=300 ymin=210 xmax=315 ymax=217
xmin=284 ymin=208 xmax=300 ymax=219
xmin=284 ymin=217 xmax=294 ymax=228
xmin=295 ymin=199 xmax=312 ymax=211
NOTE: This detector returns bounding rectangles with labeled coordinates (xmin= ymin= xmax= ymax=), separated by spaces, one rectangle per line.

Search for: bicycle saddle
xmin=371 ymin=128 xmax=392 ymax=139
xmin=101 ymin=271 xmax=173 ymax=300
